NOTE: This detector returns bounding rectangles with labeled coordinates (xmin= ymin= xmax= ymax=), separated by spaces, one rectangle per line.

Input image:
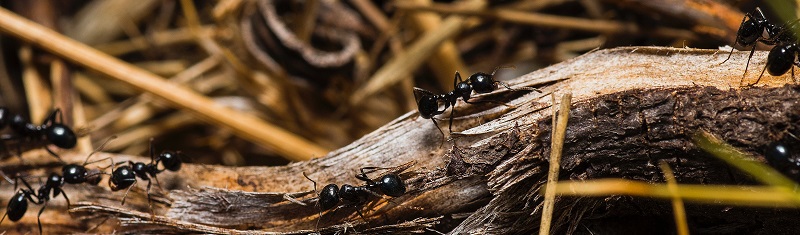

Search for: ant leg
xmin=448 ymin=104 xmax=456 ymax=134
xmin=153 ymin=174 xmax=163 ymax=190
xmin=751 ymin=62 xmax=770 ymax=86
xmin=719 ymin=45 xmax=738 ymax=65
xmin=42 ymin=109 xmax=58 ymax=126
xmin=0 ymin=170 xmax=12 ymax=185
xmin=453 ymin=71 xmax=462 ymax=89
xmin=720 ymin=13 xmax=749 ymax=65
xmin=44 ymin=146 xmax=66 ymax=163
xmin=463 ymin=98 xmax=516 ymax=110
xmin=145 ymin=180 xmax=154 ymax=214
xmin=741 ymin=46 xmax=758 ymax=85
xmin=430 ymin=118 xmax=446 ymax=145
xmin=61 ymin=190 xmax=71 ymax=209
xmin=120 ymin=180 xmax=137 ymax=205
xmin=302 ymin=172 xmax=325 ymax=229
xmin=37 ymin=200 xmax=47 ymax=235
xmin=0 ymin=211 xmax=6 ymax=226
xmin=149 ymin=138 xmax=157 ymax=164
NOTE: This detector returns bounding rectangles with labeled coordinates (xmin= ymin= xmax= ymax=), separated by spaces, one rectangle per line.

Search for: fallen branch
xmin=4 ymin=47 xmax=800 ymax=233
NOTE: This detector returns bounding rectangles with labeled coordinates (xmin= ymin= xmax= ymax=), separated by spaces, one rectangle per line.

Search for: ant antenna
xmin=490 ymin=65 xmax=516 ymax=76
xmin=303 ymin=172 xmax=324 ymax=230
xmin=83 ymin=135 xmax=117 ymax=165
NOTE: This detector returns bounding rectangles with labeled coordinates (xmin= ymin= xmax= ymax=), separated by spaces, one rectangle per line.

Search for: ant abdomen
xmin=47 ymin=123 xmax=77 ymax=149
xmin=767 ymin=44 xmax=798 ymax=76
xmin=6 ymin=191 xmax=28 ymax=221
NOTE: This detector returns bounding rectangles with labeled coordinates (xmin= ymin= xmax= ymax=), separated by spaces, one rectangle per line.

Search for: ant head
xmin=109 ymin=165 xmax=136 ymax=191
xmin=319 ymin=184 xmax=340 ymax=211
xmin=417 ymin=94 xmax=440 ymax=119
xmin=159 ymin=151 xmax=183 ymax=172
xmin=7 ymin=191 xmax=29 ymax=222
xmin=62 ymin=164 xmax=87 ymax=184
xmin=46 ymin=124 xmax=77 ymax=149
xmin=378 ymin=174 xmax=406 ymax=197
xmin=469 ymin=72 xmax=495 ymax=93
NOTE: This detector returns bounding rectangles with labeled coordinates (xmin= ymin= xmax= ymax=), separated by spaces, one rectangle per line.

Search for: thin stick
xmin=659 ymin=161 xmax=690 ymax=235
xmin=0 ymin=7 xmax=328 ymax=161
xmin=539 ymin=92 xmax=571 ymax=235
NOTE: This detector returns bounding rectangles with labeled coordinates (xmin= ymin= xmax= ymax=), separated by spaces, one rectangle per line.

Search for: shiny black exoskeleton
xmin=765 ymin=142 xmax=800 ymax=169
xmin=0 ymin=174 xmax=71 ymax=234
xmin=414 ymin=66 xmax=529 ymax=137
xmin=1 ymin=108 xmax=77 ymax=160
xmin=305 ymin=169 xmax=406 ymax=212
xmin=722 ymin=8 xmax=800 ymax=85
xmin=721 ymin=8 xmax=780 ymax=68
xmin=355 ymin=168 xmax=406 ymax=197
xmin=108 ymin=139 xmax=183 ymax=205
xmin=761 ymin=141 xmax=800 ymax=182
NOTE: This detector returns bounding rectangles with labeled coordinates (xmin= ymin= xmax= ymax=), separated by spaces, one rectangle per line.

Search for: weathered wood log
xmin=3 ymin=46 xmax=800 ymax=234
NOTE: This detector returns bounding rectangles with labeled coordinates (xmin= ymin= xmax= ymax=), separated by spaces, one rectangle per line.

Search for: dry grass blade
xmin=553 ymin=179 xmax=800 ymax=207
xmin=660 ymin=161 xmax=689 ymax=235
xmin=692 ymin=131 xmax=799 ymax=189
xmin=539 ymin=92 xmax=571 ymax=235
xmin=349 ymin=0 xmax=485 ymax=105
xmin=0 ymin=7 xmax=328 ymax=161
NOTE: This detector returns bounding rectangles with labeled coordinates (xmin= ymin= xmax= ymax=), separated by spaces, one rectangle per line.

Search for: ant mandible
xmin=108 ymin=138 xmax=183 ymax=205
xmin=2 ymin=108 xmax=77 ymax=160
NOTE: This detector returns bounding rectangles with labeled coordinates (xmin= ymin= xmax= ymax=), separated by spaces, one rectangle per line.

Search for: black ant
xmin=1 ymin=108 xmax=77 ymax=160
xmin=108 ymin=138 xmax=183 ymax=205
xmin=753 ymin=20 xmax=800 ymax=85
xmin=62 ymin=136 xmax=118 ymax=186
xmin=765 ymin=142 xmax=799 ymax=170
xmin=1 ymin=174 xmax=70 ymax=234
xmin=721 ymin=8 xmax=800 ymax=85
xmin=721 ymin=8 xmax=779 ymax=69
xmin=303 ymin=169 xmax=406 ymax=227
xmin=0 ymin=137 xmax=115 ymax=234
xmin=414 ymin=66 xmax=538 ymax=137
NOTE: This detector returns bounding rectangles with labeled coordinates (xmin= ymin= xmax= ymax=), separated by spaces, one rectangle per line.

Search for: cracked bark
xmin=4 ymin=47 xmax=800 ymax=234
